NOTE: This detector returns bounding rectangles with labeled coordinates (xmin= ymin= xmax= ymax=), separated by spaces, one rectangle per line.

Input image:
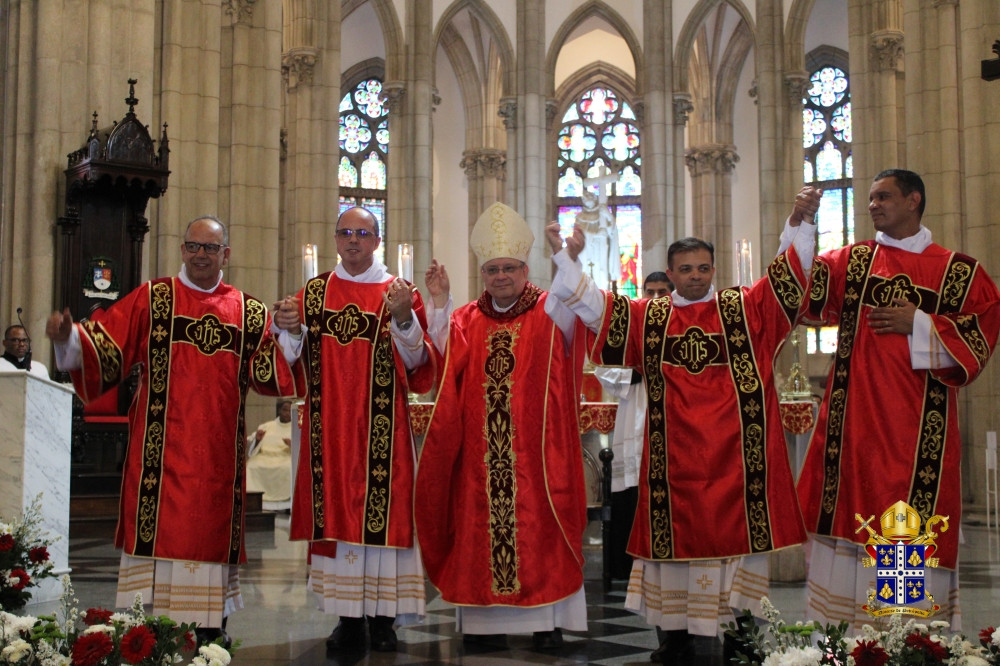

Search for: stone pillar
xmin=848 ymin=0 xmax=904 ymax=228
xmin=461 ymin=148 xmax=507 ymax=297
xmin=219 ymin=1 xmax=284 ymax=301
xmin=512 ymin=0 xmax=551 ymax=287
xmin=281 ymin=1 xmax=341 ymax=295
xmin=684 ymin=144 xmax=739 ymax=285
xmin=385 ymin=0 xmax=434 ymax=283
xmin=638 ymin=0 xmax=675 ymax=276
xmin=0 ymin=0 xmax=156 ymax=364
xmin=754 ymin=0 xmax=799 ymax=258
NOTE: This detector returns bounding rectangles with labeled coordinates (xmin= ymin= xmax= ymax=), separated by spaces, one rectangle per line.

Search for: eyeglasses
xmin=481 ymin=263 xmax=525 ymax=277
xmin=183 ymin=241 xmax=227 ymax=255
xmin=4 ymin=337 xmax=28 ymax=344
xmin=335 ymin=228 xmax=376 ymax=239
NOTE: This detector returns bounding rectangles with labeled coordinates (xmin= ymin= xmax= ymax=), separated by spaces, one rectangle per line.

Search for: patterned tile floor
xmin=58 ymin=516 xmax=1000 ymax=665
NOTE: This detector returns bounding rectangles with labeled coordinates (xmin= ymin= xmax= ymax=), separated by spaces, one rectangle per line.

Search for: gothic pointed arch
xmin=545 ymin=1 xmax=644 ymax=98
xmin=785 ymin=0 xmax=816 ymax=71
xmin=434 ymin=0 xmax=515 ymax=98
xmin=345 ymin=0 xmax=405 ymax=80
xmin=674 ymin=0 xmax=755 ymax=93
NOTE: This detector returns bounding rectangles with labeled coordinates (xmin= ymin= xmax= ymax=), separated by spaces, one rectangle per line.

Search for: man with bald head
xmin=273 ymin=206 xmax=435 ymax=654
xmin=47 ymin=215 xmax=302 ymax=646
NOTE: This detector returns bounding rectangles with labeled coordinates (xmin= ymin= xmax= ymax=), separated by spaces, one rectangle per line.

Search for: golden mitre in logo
xmin=856 ymin=501 xmax=949 ymax=567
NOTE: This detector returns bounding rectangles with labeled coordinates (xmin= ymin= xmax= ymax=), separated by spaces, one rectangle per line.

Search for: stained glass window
xmin=803 ymin=58 xmax=852 ymax=354
xmin=339 ymin=77 xmax=389 ymax=266
xmin=556 ymin=86 xmax=642 ymax=296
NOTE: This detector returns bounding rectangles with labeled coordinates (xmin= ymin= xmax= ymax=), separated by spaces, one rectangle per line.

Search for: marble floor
xmin=54 ymin=516 xmax=1000 ymax=666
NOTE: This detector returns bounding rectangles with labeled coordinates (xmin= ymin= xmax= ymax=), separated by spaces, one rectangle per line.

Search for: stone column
xmin=754 ymin=0 xmax=799 ymax=257
xmin=281 ymin=1 xmax=341 ymax=295
xmin=218 ymin=1 xmax=284 ymax=301
xmin=512 ymin=0 xmax=551 ymax=286
xmin=0 ymin=0 xmax=156 ymax=363
xmin=461 ymin=148 xmax=507 ymax=297
xmin=385 ymin=0 xmax=434 ymax=283
xmin=638 ymin=0 xmax=675 ymax=276
xmin=684 ymin=144 xmax=740 ymax=285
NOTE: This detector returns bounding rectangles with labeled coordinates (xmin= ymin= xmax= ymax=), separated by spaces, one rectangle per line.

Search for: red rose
xmin=905 ymin=633 xmax=948 ymax=660
xmin=0 ymin=534 xmax=14 ymax=551
xmin=8 ymin=568 xmax=30 ymax=590
xmin=184 ymin=630 xmax=196 ymax=651
xmin=120 ymin=624 xmax=157 ymax=663
xmin=28 ymin=546 xmax=49 ymax=563
xmin=851 ymin=639 xmax=890 ymax=666
xmin=981 ymin=626 xmax=997 ymax=646
xmin=82 ymin=607 xmax=114 ymax=626
xmin=71 ymin=632 xmax=114 ymax=666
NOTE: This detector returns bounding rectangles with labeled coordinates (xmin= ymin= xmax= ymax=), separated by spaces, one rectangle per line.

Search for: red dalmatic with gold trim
xmin=415 ymin=285 xmax=589 ymax=606
xmin=797 ymin=242 xmax=1000 ymax=569
xmin=70 ymin=278 xmax=303 ymax=565
xmin=288 ymin=273 xmax=435 ymax=548
xmin=590 ymin=249 xmax=810 ymax=561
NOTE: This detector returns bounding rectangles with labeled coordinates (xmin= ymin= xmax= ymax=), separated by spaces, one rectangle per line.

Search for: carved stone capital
xmin=545 ymin=98 xmax=559 ymax=126
xmin=498 ymin=97 xmax=517 ymax=130
xmin=748 ymin=78 xmax=758 ymax=106
xmin=932 ymin=0 xmax=957 ymax=6
xmin=632 ymin=99 xmax=645 ymax=124
xmin=281 ymin=47 xmax=318 ymax=91
xmin=380 ymin=81 xmax=406 ymax=114
xmin=871 ymin=30 xmax=904 ymax=71
xmin=459 ymin=148 xmax=507 ymax=180
xmin=673 ymin=93 xmax=694 ymax=125
xmin=432 ymin=87 xmax=442 ymax=110
xmin=223 ymin=0 xmax=256 ymax=25
xmin=683 ymin=144 xmax=740 ymax=176
xmin=784 ymin=71 xmax=810 ymax=105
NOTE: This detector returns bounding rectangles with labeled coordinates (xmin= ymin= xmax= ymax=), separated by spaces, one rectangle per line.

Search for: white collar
xmin=179 ymin=265 xmax=223 ymax=292
xmin=875 ymin=225 xmax=932 ymax=253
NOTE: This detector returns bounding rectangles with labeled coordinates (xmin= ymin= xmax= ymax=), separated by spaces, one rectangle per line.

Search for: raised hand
xmin=425 ymin=259 xmax=450 ymax=308
xmin=272 ymin=296 xmax=302 ymax=331
xmin=45 ymin=308 xmax=74 ymax=342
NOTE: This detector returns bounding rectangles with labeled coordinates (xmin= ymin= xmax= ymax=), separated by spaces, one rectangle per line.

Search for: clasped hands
xmin=272 ymin=277 xmax=416 ymax=330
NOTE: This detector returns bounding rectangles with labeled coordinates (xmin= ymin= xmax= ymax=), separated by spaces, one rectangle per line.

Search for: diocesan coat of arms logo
xmin=857 ymin=500 xmax=949 ymax=618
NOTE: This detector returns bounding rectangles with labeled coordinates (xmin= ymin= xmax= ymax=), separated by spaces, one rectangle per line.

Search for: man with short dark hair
xmin=1 ymin=325 xmax=48 ymax=378
xmin=46 ymin=215 xmax=302 ymax=646
xmin=274 ymin=206 xmax=435 ymax=654
xmin=797 ymin=168 xmax=1000 ymax=630
xmin=549 ymin=187 xmax=820 ymax=664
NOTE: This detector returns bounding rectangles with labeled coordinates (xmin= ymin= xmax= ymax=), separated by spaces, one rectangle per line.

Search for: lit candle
xmin=398 ymin=243 xmax=413 ymax=283
xmin=736 ymin=238 xmax=753 ymax=287
xmin=302 ymin=244 xmax=318 ymax=283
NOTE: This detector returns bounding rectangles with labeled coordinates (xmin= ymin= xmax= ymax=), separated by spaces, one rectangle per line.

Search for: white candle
xmin=736 ymin=238 xmax=753 ymax=287
xmin=398 ymin=243 xmax=413 ymax=283
xmin=302 ymin=244 xmax=318 ymax=283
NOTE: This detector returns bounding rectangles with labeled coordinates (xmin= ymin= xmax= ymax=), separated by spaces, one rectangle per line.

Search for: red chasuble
xmin=590 ymin=249 xmax=809 ymax=561
xmin=70 ymin=278 xmax=303 ymax=565
xmin=797 ymin=242 xmax=1000 ymax=569
xmin=415 ymin=285 xmax=589 ymax=607
xmin=288 ymin=273 xmax=435 ymax=549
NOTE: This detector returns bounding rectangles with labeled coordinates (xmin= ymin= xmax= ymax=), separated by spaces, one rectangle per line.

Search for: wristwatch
xmin=398 ymin=319 xmax=413 ymax=331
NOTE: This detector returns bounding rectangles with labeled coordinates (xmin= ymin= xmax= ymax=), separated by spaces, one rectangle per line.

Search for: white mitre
xmin=469 ymin=202 xmax=534 ymax=266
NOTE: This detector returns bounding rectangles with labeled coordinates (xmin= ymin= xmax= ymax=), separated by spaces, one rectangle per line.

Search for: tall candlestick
xmin=302 ymin=244 xmax=318 ymax=283
xmin=398 ymin=243 xmax=413 ymax=283
xmin=736 ymin=238 xmax=753 ymax=287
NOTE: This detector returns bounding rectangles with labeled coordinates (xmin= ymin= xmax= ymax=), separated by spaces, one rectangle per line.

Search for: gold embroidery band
xmin=907 ymin=254 xmax=974 ymax=525
xmin=597 ymin=293 xmax=630 ymax=366
xmin=226 ymin=294 xmax=266 ymax=564
xmin=718 ymin=288 xmax=773 ymax=553
xmin=303 ymin=276 xmax=328 ymax=535
xmin=134 ymin=278 xmax=174 ymax=557
xmin=816 ymin=244 xmax=873 ymax=534
xmin=484 ymin=325 xmax=521 ymax=595
xmin=642 ymin=298 xmax=672 ymax=560
xmin=363 ymin=311 xmax=395 ymax=545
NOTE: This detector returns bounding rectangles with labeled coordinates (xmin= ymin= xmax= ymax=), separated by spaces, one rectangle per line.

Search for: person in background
xmin=1 ymin=324 xmax=48 ymax=378
xmin=246 ymin=399 xmax=294 ymax=511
